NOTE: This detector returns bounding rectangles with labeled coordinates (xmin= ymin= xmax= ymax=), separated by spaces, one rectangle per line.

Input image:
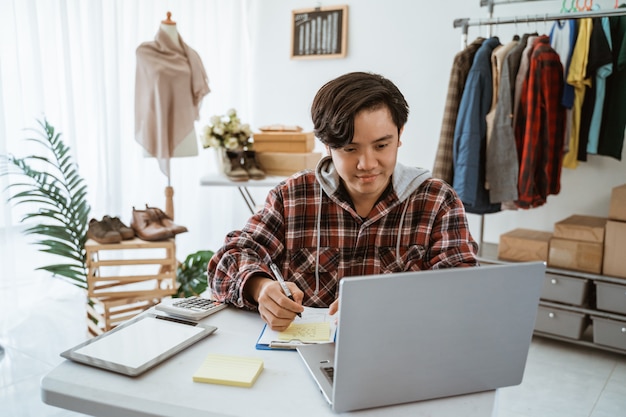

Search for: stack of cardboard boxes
xmin=548 ymin=215 xmax=607 ymax=274
xmin=497 ymin=183 xmax=626 ymax=277
xmin=252 ymin=130 xmax=323 ymax=176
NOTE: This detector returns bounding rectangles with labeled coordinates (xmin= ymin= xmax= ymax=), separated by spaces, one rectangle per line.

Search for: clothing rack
xmin=452 ymin=1 xmax=626 ymax=253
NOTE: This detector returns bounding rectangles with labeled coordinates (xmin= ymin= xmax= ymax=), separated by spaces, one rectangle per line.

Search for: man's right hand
xmin=245 ymin=276 xmax=304 ymax=331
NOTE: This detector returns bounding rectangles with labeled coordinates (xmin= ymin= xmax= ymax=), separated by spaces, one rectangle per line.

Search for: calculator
xmin=155 ymin=296 xmax=227 ymax=320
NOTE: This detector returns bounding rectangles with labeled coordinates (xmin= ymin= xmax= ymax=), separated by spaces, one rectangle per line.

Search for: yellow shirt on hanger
xmin=564 ymin=18 xmax=593 ymax=169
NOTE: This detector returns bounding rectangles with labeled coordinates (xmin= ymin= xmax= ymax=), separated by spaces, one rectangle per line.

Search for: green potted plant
xmin=0 ymin=118 xmax=90 ymax=289
xmin=175 ymin=250 xmax=214 ymax=298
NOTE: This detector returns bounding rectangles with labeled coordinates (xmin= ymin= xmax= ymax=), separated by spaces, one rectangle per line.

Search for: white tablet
xmin=61 ymin=313 xmax=217 ymax=376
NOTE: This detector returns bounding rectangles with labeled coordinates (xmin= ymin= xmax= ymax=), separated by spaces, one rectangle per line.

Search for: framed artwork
xmin=291 ymin=5 xmax=348 ymax=59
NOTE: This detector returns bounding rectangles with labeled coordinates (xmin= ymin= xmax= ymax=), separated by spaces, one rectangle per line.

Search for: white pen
xmin=270 ymin=263 xmax=302 ymax=318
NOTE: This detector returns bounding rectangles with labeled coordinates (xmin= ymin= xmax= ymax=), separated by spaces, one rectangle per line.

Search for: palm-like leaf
xmin=0 ymin=119 xmax=91 ymax=289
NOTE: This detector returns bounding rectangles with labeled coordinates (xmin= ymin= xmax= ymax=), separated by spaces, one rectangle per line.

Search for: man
xmin=208 ymin=72 xmax=478 ymax=331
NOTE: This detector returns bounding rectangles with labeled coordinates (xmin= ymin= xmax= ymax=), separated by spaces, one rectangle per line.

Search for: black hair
xmin=311 ymin=72 xmax=409 ymax=148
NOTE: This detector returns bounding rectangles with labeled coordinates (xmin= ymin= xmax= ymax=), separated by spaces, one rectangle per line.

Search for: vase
xmin=214 ymin=147 xmax=226 ymax=174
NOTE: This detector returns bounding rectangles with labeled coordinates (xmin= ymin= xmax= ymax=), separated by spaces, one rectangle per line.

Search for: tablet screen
xmin=62 ymin=314 xmax=217 ymax=376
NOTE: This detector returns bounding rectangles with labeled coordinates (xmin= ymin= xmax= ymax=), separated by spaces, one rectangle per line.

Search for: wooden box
xmin=252 ymin=131 xmax=315 ymax=153
xmin=553 ymin=215 xmax=608 ymax=244
xmin=498 ymin=228 xmax=552 ymax=262
xmin=87 ymin=293 xmax=162 ymax=336
xmin=548 ymin=238 xmax=603 ymax=274
xmin=256 ymin=151 xmax=323 ymax=176
xmin=609 ymin=183 xmax=626 ymax=221
xmin=85 ymin=238 xmax=177 ymax=299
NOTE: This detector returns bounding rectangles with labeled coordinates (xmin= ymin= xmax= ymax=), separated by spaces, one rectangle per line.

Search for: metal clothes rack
xmin=455 ymin=6 xmax=626 ymax=47
xmin=452 ymin=1 xmax=626 ymax=252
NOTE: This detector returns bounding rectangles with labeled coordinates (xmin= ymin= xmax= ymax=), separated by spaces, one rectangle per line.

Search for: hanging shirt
xmin=550 ymin=19 xmax=578 ymax=154
xmin=587 ymin=17 xmax=613 ymax=154
xmin=135 ymin=28 xmax=210 ymax=177
xmin=517 ymin=36 xmax=566 ymax=209
xmin=598 ymin=9 xmax=626 ymax=161
xmin=453 ymin=36 xmax=502 ymax=215
xmin=485 ymin=39 xmax=520 ymax=206
xmin=563 ymin=18 xmax=593 ymax=169
xmin=433 ymin=37 xmax=485 ymax=185
xmin=579 ymin=17 xmax=613 ymax=161
xmin=513 ymin=35 xmax=539 ymax=152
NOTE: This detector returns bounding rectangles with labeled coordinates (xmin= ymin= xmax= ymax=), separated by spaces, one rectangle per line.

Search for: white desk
xmin=200 ymin=174 xmax=286 ymax=214
xmin=41 ymin=308 xmax=497 ymax=417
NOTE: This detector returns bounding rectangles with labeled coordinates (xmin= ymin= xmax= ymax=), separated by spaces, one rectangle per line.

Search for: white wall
xmin=246 ymin=0 xmax=626 ymax=246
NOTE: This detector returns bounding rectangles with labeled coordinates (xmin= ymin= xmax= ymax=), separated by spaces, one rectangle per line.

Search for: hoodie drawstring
xmin=314 ymin=191 xmax=322 ymax=296
xmin=395 ymin=199 xmax=411 ymax=269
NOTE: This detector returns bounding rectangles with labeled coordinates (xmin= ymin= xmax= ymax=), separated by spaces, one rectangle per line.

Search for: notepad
xmin=255 ymin=306 xmax=337 ymax=350
xmin=277 ymin=322 xmax=331 ymax=341
xmin=192 ymin=354 xmax=264 ymax=387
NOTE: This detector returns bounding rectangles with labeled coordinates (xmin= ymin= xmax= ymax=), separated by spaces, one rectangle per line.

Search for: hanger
xmin=575 ymin=0 xmax=593 ymax=11
xmin=161 ymin=11 xmax=176 ymax=25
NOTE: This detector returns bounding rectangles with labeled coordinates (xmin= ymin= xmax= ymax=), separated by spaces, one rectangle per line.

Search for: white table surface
xmin=41 ymin=307 xmax=496 ymax=417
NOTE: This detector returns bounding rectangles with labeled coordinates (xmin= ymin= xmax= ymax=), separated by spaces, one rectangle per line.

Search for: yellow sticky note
xmin=192 ymin=354 xmax=264 ymax=387
xmin=277 ymin=322 xmax=331 ymax=341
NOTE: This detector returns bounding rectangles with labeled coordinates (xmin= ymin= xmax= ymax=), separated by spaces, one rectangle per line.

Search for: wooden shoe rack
xmin=85 ymin=237 xmax=177 ymax=336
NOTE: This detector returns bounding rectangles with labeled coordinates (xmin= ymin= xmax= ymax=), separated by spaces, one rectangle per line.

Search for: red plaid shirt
xmin=517 ymin=36 xmax=566 ymax=208
xmin=208 ymin=168 xmax=478 ymax=310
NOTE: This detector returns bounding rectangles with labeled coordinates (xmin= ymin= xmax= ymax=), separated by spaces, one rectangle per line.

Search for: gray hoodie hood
xmin=315 ymin=155 xmax=431 ymax=204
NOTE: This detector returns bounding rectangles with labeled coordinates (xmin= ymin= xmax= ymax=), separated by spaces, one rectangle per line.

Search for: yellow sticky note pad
xmin=277 ymin=322 xmax=330 ymax=341
xmin=193 ymin=354 xmax=264 ymax=388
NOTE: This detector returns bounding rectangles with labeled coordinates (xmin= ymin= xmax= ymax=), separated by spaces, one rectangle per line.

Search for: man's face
xmin=328 ymin=106 xmax=403 ymax=208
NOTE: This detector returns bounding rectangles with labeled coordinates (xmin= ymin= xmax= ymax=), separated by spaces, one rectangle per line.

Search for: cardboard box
xmin=548 ymin=238 xmax=603 ymax=274
xmin=498 ymin=228 xmax=552 ymax=262
xmin=256 ymin=152 xmax=322 ymax=176
xmin=603 ymin=220 xmax=626 ymax=279
xmin=608 ymin=183 xmax=626 ymax=221
xmin=252 ymin=132 xmax=315 ymax=153
xmin=553 ymin=215 xmax=608 ymax=243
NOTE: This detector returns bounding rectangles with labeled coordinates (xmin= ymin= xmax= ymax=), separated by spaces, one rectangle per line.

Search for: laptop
xmin=297 ymin=262 xmax=545 ymax=413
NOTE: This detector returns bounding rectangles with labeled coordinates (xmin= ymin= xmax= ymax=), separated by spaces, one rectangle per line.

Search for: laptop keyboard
xmin=321 ymin=366 xmax=335 ymax=385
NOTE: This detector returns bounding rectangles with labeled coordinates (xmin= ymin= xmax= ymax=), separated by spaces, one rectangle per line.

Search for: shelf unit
xmin=480 ymin=244 xmax=626 ymax=355
xmin=85 ymin=238 xmax=177 ymax=335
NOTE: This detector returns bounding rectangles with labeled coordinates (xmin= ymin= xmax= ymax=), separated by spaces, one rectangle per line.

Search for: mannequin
xmin=160 ymin=12 xmax=181 ymax=48
xmin=135 ymin=11 xmax=210 ymax=217
xmin=157 ymin=12 xmax=199 ymax=159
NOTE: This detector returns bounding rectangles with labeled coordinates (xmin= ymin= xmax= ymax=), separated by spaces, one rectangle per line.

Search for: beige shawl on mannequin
xmin=135 ymin=28 xmax=210 ymax=177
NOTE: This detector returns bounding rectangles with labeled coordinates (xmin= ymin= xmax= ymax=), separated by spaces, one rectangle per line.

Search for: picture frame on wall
xmin=291 ymin=5 xmax=348 ymax=59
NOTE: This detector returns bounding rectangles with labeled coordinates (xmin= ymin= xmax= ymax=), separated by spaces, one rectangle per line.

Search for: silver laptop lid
xmin=330 ymin=262 xmax=545 ymax=413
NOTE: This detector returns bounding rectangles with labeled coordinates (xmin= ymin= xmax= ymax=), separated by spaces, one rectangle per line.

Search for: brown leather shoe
xmin=103 ymin=215 xmax=135 ymax=240
xmin=145 ymin=205 xmax=188 ymax=235
xmin=87 ymin=218 xmax=121 ymax=244
xmin=224 ymin=150 xmax=249 ymax=181
xmin=243 ymin=150 xmax=266 ymax=180
xmin=130 ymin=207 xmax=173 ymax=241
